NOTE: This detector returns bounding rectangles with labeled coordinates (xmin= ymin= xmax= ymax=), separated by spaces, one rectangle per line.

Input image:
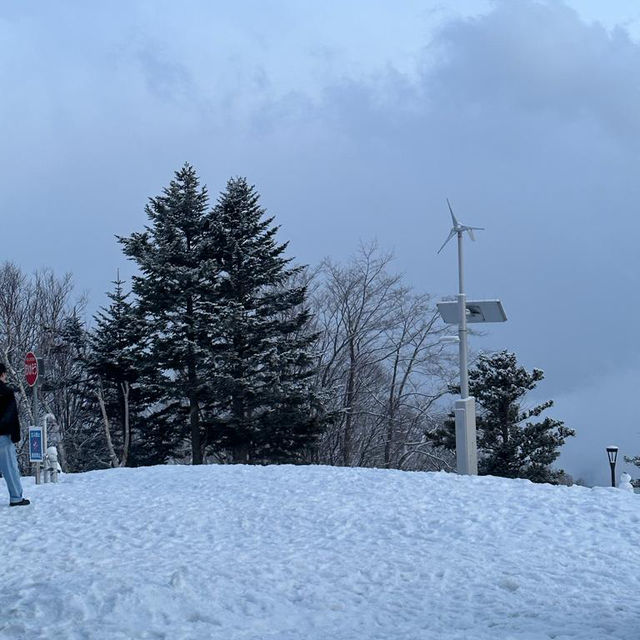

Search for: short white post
xmin=42 ymin=413 xmax=56 ymax=483
xmin=455 ymin=397 xmax=478 ymax=475
xmin=42 ymin=413 xmax=49 ymax=483
xmin=45 ymin=447 xmax=59 ymax=483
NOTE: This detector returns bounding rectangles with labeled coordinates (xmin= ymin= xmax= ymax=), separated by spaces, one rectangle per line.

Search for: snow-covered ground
xmin=1 ymin=465 xmax=639 ymax=640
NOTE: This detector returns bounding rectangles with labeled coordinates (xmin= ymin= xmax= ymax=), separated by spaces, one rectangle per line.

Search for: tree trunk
xmin=342 ymin=338 xmax=356 ymax=466
xmin=189 ymin=382 xmax=203 ymax=464
xmin=95 ymin=386 xmax=119 ymax=468
xmin=186 ymin=296 xmax=202 ymax=465
xmin=120 ymin=381 xmax=130 ymax=467
xmin=232 ymin=442 xmax=249 ymax=463
xmin=384 ymin=354 xmax=399 ymax=468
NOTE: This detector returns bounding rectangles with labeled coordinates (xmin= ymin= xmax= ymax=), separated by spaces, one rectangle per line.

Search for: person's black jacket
xmin=0 ymin=381 xmax=21 ymax=443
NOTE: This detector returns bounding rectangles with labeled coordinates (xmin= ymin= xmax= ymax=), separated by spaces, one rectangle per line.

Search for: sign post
xmin=25 ymin=352 xmax=41 ymax=484
xmin=25 ymin=352 xmax=38 ymax=388
xmin=28 ymin=427 xmax=44 ymax=463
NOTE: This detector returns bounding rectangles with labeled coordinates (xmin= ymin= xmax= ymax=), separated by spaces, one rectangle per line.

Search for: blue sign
xmin=28 ymin=426 xmax=43 ymax=462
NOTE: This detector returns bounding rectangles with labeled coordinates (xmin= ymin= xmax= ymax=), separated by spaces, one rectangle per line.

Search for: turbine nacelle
xmin=437 ymin=199 xmax=484 ymax=254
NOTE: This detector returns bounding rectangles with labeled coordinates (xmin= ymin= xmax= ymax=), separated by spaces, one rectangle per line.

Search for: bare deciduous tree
xmin=309 ymin=244 xmax=456 ymax=470
xmin=0 ymin=261 xmax=92 ymax=471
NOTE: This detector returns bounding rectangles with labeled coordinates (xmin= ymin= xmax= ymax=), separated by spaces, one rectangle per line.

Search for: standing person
xmin=0 ymin=363 xmax=30 ymax=506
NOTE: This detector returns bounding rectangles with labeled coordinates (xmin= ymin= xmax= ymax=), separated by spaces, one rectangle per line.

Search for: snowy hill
xmin=1 ymin=465 xmax=638 ymax=640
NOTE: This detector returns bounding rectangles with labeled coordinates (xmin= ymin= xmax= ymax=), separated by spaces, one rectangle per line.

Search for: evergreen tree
xmin=88 ymin=275 xmax=180 ymax=467
xmin=430 ymin=350 xmax=574 ymax=483
xmin=119 ymin=163 xmax=216 ymax=464
xmin=89 ymin=275 xmax=136 ymax=466
xmin=623 ymin=455 xmax=640 ymax=485
xmin=206 ymin=177 xmax=325 ymax=462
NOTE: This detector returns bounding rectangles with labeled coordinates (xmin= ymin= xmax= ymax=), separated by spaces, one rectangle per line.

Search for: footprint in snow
xmin=498 ymin=577 xmax=520 ymax=592
xmin=170 ymin=569 xmax=186 ymax=589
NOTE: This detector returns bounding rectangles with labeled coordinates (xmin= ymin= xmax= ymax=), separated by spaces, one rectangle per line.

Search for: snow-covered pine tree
xmin=429 ymin=350 xmax=575 ymax=483
xmin=119 ymin=163 xmax=217 ymax=464
xmin=88 ymin=275 xmax=180 ymax=467
xmin=206 ymin=177 xmax=325 ymax=463
xmin=88 ymin=275 xmax=135 ymax=467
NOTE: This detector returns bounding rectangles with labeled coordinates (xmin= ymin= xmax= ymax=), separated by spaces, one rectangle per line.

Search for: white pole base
xmin=455 ymin=397 xmax=478 ymax=475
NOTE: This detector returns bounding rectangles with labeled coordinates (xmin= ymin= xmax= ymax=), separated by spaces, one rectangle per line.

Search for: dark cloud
xmin=241 ymin=1 xmax=640 ymax=482
xmin=431 ymin=1 xmax=640 ymax=144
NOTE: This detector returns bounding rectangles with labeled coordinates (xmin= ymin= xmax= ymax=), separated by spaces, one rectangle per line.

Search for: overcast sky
xmin=2 ymin=0 xmax=640 ymax=484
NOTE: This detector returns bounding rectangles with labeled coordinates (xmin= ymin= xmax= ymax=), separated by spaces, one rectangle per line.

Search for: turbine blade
xmin=446 ymin=198 xmax=459 ymax=227
xmin=437 ymin=230 xmax=456 ymax=254
xmin=467 ymin=228 xmax=475 ymax=242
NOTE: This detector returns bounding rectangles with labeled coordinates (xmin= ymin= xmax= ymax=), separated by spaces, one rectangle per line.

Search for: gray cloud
xmin=240 ymin=1 xmax=640 ymax=481
xmin=430 ymin=1 xmax=640 ymax=144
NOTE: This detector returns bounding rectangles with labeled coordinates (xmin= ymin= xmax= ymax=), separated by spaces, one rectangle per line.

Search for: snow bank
xmin=1 ymin=465 xmax=638 ymax=639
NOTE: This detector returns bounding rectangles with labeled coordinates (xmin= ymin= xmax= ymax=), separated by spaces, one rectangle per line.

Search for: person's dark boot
xmin=9 ymin=498 xmax=30 ymax=507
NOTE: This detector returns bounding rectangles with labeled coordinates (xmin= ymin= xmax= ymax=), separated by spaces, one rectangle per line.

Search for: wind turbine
xmin=437 ymin=199 xmax=484 ymax=254
xmin=437 ymin=198 xmax=485 ymax=397
xmin=437 ymin=199 xmax=484 ymax=475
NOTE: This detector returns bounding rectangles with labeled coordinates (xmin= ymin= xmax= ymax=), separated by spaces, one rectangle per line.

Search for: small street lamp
xmin=606 ymin=446 xmax=619 ymax=487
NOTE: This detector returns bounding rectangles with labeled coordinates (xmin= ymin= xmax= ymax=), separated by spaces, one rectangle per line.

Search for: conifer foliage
xmin=430 ymin=350 xmax=575 ymax=483
xmin=88 ymin=275 xmax=179 ymax=467
xmin=118 ymin=165 xmax=323 ymax=464
xmin=119 ymin=163 xmax=218 ymax=464
xmin=207 ymin=177 xmax=324 ymax=463
xmin=88 ymin=275 xmax=137 ymax=467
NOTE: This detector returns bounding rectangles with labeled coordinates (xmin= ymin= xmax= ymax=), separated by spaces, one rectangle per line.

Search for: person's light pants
xmin=0 ymin=435 xmax=23 ymax=503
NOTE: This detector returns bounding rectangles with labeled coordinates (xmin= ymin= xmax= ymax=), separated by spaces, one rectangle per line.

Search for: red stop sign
xmin=25 ymin=352 xmax=38 ymax=387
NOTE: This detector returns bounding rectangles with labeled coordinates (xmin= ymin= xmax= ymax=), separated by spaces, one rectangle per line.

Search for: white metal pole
xmin=457 ymin=229 xmax=464 ymax=293
xmin=33 ymin=378 xmax=41 ymax=485
xmin=455 ymin=229 xmax=477 ymax=475
xmin=457 ymin=231 xmax=469 ymax=399
xmin=42 ymin=413 xmax=48 ymax=456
